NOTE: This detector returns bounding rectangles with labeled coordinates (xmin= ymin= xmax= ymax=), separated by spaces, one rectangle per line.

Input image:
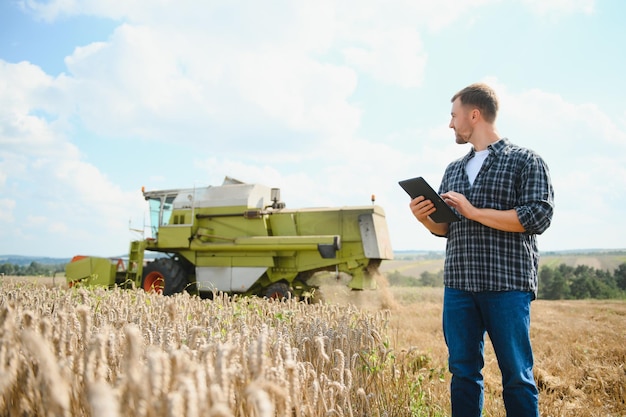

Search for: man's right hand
xmin=409 ymin=196 xmax=450 ymax=237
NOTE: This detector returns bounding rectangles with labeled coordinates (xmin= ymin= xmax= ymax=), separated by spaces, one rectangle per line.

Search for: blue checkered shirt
xmin=438 ymin=138 xmax=554 ymax=297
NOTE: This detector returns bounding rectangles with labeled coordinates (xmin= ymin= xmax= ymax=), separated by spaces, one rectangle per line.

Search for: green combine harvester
xmin=66 ymin=177 xmax=393 ymax=299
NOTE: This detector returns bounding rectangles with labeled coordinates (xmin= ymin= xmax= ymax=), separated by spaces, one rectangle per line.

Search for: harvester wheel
xmin=141 ymin=258 xmax=188 ymax=296
xmin=264 ymin=282 xmax=292 ymax=300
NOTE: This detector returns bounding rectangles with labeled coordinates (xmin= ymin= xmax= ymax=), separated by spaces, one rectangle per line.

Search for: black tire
xmin=141 ymin=258 xmax=188 ymax=295
xmin=263 ymin=282 xmax=292 ymax=300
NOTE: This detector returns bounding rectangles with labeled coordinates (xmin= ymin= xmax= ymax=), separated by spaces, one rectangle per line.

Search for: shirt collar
xmin=487 ymin=138 xmax=507 ymax=154
xmin=466 ymin=138 xmax=507 ymax=159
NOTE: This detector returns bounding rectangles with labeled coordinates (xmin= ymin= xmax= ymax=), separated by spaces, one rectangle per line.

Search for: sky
xmin=1 ymin=0 xmax=625 ymax=258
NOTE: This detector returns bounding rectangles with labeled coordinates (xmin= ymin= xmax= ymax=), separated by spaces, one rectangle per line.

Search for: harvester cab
xmin=66 ymin=177 xmax=393 ymax=299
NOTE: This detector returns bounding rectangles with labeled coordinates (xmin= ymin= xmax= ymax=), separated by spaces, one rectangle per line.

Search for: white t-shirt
xmin=466 ymin=149 xmax=489 ymax=186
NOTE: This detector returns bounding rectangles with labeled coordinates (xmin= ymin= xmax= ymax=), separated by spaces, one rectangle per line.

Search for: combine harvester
xmin=66 ymin=177 xmax=393 ymax=299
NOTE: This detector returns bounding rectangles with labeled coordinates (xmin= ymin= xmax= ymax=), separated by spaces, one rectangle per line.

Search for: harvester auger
xmin=66 ymin=177 xmax=393 ymax=299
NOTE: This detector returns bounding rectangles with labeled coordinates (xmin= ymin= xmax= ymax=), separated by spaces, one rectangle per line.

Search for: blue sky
xmin=1 ymin=0 xmax=625 ymax=258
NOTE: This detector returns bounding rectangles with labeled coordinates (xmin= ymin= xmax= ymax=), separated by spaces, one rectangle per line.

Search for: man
xmin=409 ymin=83 xmax=554 ymax=417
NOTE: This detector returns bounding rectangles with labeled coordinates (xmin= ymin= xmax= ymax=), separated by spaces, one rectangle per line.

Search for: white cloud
xmin=0 ymin=199 xmax=16 ymax=222
xmin=4 ymin=0 xmax=623 ymax=257
xmin=48 ymin=221 xmax=68 ymax=234
xmin=342 ymin=27 xmax=427 ymax=88
xmin=21 ymin=0 xmax=473 ymax=98
xmin=233 ymin=48 xmax=360 ymax=136
xmin=20 ymin=0 xmax=129 ymax=22
xmin=57 ymin=19 xmax=363 ymax=152
xmin=520 ymin=0 xmax=595 ymax=16
xmin=0 ymin=58 xmax=146 ymax=256
xmin=25 ymin=215 xmax=46 ymax=227
xmin=0 ymin=61 xmax=74 ymax=154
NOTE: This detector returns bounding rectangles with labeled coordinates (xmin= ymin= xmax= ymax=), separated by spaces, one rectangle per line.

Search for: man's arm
xmin=441 ymin=191 xmax=525 ymax=232
xmin=467 ymin=207 xmax=525 ymax=232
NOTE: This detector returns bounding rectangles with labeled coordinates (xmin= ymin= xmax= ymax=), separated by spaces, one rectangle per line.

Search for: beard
xmin=454 ymin=127 xmax=472 ymax=144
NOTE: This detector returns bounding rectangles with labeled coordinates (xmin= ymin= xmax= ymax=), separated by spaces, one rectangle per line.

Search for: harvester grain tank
xmin=66 ymin=177 xmax=393 ymax=298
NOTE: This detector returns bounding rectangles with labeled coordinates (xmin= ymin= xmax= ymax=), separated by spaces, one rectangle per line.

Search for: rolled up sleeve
xmin=516 ymin=156 xmax=554 ymax=235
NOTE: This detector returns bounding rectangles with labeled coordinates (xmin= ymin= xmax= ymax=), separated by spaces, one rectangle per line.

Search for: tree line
xmin=3 ymin=260 xmax=626 ymax=300
xmin=387 ymin=263 xmax=626 ymax=300
xmin=538 ymin=263 xmax=626 ymax=300
xmin=0 ymin=261 xmax=65 ymax=277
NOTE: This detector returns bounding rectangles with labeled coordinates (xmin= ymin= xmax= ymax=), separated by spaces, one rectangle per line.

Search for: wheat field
xmin=0 ymin=276 xmax=624 ymax=417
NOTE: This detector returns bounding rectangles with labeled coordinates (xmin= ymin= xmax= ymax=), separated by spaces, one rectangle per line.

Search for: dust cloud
xmin=311 ymin=269 xmax=399 ymax=311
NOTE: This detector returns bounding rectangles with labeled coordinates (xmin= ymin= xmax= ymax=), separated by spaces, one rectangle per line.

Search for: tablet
xmin=398 ymin=176 xmax=461 ymax=223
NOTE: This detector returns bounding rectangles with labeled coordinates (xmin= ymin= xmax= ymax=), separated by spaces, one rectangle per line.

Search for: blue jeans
xmin=443 ymin=287 xmax=539 ymax=417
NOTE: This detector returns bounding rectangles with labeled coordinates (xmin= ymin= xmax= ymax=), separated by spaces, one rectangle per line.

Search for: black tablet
xmin=398 ymin=176 xmax=461 ymax=223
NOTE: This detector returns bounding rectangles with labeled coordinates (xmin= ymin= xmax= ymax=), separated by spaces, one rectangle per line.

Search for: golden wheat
xmin=1 ymin=278 xmax=624 ymax=416
xmin=0 ymin=281 xmax=399 ymax=417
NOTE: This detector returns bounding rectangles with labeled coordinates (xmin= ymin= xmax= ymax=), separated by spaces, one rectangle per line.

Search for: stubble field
xmin=1 ymin=273 xmax=624 ymax=416
xmin=383 ymin=287 xmax=625 ymax=416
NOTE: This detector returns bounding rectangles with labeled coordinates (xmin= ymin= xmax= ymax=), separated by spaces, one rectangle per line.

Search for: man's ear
xmin=471 ymin=108 xmax=480 ymax=122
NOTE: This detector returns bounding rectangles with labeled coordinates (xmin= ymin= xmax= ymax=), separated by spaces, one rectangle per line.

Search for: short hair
xmin=451 ymin=83 xmax=499 ymax=123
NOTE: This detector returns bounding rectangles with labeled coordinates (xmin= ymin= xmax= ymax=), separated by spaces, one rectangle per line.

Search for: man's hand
xmin=409 ymin=196 xmax=449 ymax=236
xmin=409 ymin=195 xmax=436 ymax=223
xmin=441 ymin=191 xmax=476 ymax=220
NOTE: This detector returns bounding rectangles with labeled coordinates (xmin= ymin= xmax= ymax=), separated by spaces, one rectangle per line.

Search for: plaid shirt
xmin=438 ymin=138 xmax=554 ymax=297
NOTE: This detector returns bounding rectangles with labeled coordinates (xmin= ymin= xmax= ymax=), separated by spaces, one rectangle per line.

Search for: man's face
xmin=449 ymin=98 xmax=473 ymax=144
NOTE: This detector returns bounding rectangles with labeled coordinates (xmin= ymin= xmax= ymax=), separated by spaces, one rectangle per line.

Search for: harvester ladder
xmin=125 ymin=240 xmax=147 ymax=288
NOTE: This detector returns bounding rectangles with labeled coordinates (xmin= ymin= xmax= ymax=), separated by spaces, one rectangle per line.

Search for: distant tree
xmin=25 ymin=261 xmax=43 ymax=276
xmin=386 ymin=271 xmax=419 ymax=287
xmin=569 ymin=276 xmax=592 ymax=299
xmin=537 ymin=262 xmax=625 ymax=300
xmin=419 ymin=270 xmax=443 ymax=287
xmin=539 ymin=265 xmax=569 ymax=300
xmin=551 ymin=273 xmax=571 ymax=299
xmin=595 ymin=269 xmax=618 ymax=292
xmin=557 ymin=264 xmax=575 ymax=281
xmin=388 ymin=261 xmax=626 ymax=298
xmin=0 ymin=263 xmax=17 ymax=276
xmin=614 ymin=263 xmax=626 ymax=291
xmin=0 ymin=261 xmax=60 ymax=277
xmin=538 ymin=266 xmax=553 ymax=299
